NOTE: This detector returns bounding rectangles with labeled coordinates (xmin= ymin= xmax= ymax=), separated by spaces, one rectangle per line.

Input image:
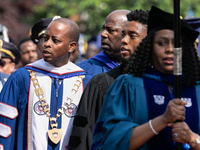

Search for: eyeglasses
xmin=0 ymin=59 xmax=12 ymax=67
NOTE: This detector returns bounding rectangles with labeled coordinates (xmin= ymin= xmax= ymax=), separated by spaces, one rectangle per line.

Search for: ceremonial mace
xmin=0 ymin=39 xmax=2 ymax=51
xmin=173 ymin=0 xmax=182 ymax=149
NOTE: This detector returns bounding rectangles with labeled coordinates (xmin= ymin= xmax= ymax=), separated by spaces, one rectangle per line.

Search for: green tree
xmin=0 ymin=0 xmax=42 ymax=43
xmin=2 ymin=0 xmax=200 ymax=42
xmin=30 ymin=0 xmax=200 ymax=39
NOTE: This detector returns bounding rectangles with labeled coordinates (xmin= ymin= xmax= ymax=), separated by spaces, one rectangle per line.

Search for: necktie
xmin=54 ymin=78 xmax=60 ymax=92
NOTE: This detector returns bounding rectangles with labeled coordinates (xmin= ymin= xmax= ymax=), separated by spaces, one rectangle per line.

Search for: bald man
xmin=0 ymin=18 xmax=91 ymax=150
xmin=68 ymin=10 xmax=133 ymax=150
xmin=77 ymin=10 xmax=130 ymax=77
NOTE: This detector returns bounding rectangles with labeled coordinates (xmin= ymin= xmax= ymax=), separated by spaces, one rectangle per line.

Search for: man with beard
xmin=68 ymin=9 xmax=149 ymax=150
xmin=17 ymin=36 xmax=38 ymax=67
xmin=77 ymin=10 xmax=130 ymax=77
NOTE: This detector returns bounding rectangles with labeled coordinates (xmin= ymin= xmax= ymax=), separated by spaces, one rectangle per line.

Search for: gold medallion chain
xmin=27 ymin=69 xmax=85 ymax=144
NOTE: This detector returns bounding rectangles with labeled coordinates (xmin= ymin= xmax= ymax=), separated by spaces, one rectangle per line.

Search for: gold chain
xmin=27 ymin=69 xmax=85 ymax=128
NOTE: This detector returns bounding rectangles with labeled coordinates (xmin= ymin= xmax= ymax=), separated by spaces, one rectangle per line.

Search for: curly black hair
xmin=123 ymin=32 xmax=200 ymax=86
xmin=126 ymin=9 xmax=149 ymax=25
xmin=17 ymin=36 xmax=32 ymax=52
xmin=121 ymin=9 xmax=149 ymax=70
xmin=181 ymin=34 xmax=200 ymax=86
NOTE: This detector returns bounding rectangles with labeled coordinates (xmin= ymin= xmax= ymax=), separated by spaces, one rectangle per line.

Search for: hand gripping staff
xmin=173 ymin=0 xmax=182 ymax=149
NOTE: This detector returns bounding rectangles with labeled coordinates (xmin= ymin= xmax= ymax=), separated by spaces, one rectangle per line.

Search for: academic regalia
xmin=0 ymin=59 xmax=91 ymax=150
xmin=77 ymin=51 xmax=119 ymax=77
xmin=68 ymin=65 xmax=123 ymax=150
xmin=92 ymin=69 xmax=200 ymax=150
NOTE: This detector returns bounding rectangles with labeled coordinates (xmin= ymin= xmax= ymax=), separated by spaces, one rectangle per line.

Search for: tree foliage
xmin=0 ymin=0 xmax=42 ymax=43
xmin=30 ymin=0 xmax=200 ymax=40
xmin=1 ymin=0 xmax=200 ymax=42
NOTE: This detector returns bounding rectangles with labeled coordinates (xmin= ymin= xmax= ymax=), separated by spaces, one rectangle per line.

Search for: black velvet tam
xmin=31 ymin=17 xmax=53 ymax=44
xmin=148 ymin=6 xmax=199 ymax=42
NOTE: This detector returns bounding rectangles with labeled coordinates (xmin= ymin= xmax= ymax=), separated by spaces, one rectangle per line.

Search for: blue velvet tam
xmin=148 ymin=6 xmax=199 ymax=43
xmin=185 ymin=17 xmax=200 ymax=32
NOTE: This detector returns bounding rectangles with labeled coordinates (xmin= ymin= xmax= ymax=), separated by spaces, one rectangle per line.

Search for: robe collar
xmin=91 ymin=51 xmax=119 ymax=69
xmin=24 ymin=59 xmax=86 ymax=79
xmin=142 ymin=68 xmax=174 ymax=84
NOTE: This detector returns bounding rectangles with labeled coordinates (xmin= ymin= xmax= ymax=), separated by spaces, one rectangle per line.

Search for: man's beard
xmin=103 ymin=49 xmax=122 ymax=63
xmin=103 ymin=49 xmax=114 ymax=56
xmin=121 ymin=56 xmax=130 ymax=64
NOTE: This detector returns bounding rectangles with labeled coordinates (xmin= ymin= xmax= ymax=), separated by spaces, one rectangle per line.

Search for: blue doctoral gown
xmin=77 ymin=51 xmax=118 ymax=77
xmin=92 ymin=73 xmax=200 ymax=150
xmin=0 ymin=64 xmax=91 ymax=150
xmin=0 ymin=72 xmax=9 ymax=86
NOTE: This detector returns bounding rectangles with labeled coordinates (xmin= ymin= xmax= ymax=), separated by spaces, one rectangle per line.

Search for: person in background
xmin=0 ymin=18 xmax=91 ymax=150
xmin=92 ymin=6 xmax=200 ymax=150
xmin=31 ymin=16 xmax=61 ymax=60
xmin=70 ymin=46 xmax=81 ymax=64
xmin=0 ymin=39 xmax=8 ymax=92
xmin=77 ymin=10 xmax=130 ymax=77
xmin=68 ymin=9 xmax=149 ymax=150
xmin=0 ymin=39 xmax=20 ymax=75
xmin=17 ymin=36 xmax=38 ymax=67
xmin=84 ymin=42 xmax=100 ymax=60
xmin=0 ymin=25 xmax=10 ymax=91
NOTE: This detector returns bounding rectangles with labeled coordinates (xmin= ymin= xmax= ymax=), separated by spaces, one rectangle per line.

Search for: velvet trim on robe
xmin=0 ymin=60 xmax=91 ymax=150
xmin=92 ymin=73 xmax=200 ymax=150
xmin=77 ymin=51 xmax=118 ymax=77
xmin=143 ymin=69 xmax=199 ymax=149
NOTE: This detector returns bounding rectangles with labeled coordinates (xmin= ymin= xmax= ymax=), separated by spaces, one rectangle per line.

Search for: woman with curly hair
xmin=92 ymin=6 xmax=200 ymax=150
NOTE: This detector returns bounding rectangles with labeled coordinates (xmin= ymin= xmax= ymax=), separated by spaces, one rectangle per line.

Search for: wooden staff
xmin=173 ymin=0 xmax=182 ymax=149
xmin=0 ymin=39 xmax=2 ymax=52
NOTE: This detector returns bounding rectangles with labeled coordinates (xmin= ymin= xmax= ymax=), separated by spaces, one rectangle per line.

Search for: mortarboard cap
xmin=148 ymin=6 xmax=199 ymax=43
xmin=185 ymin=18 xmax=200 ymax=31
xmin=31 ymin=16 xmax=61 ymax=44
xmin=0 ymin=39 xmax=21 ymax=64
xmin=185 ymin=18 xmax=200 ymax=54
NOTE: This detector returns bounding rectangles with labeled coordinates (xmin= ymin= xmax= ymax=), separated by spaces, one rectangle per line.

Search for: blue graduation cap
xmin=185 ymin=18 xmax=200 ymax=55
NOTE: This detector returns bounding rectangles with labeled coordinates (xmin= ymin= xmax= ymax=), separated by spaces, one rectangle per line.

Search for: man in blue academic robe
xmin=77 ymin=10 xmax=130 ymax=77
xmin=0 ymin=18 xmax=91 ymax=150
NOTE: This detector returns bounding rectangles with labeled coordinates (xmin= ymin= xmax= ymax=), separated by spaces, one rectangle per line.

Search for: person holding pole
xmin=92 ymin=6 xmax=200 ymax=150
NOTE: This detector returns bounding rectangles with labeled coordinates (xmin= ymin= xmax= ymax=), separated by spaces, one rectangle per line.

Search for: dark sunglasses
xmin=0 ymin=59 xmax=12 ymax=67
